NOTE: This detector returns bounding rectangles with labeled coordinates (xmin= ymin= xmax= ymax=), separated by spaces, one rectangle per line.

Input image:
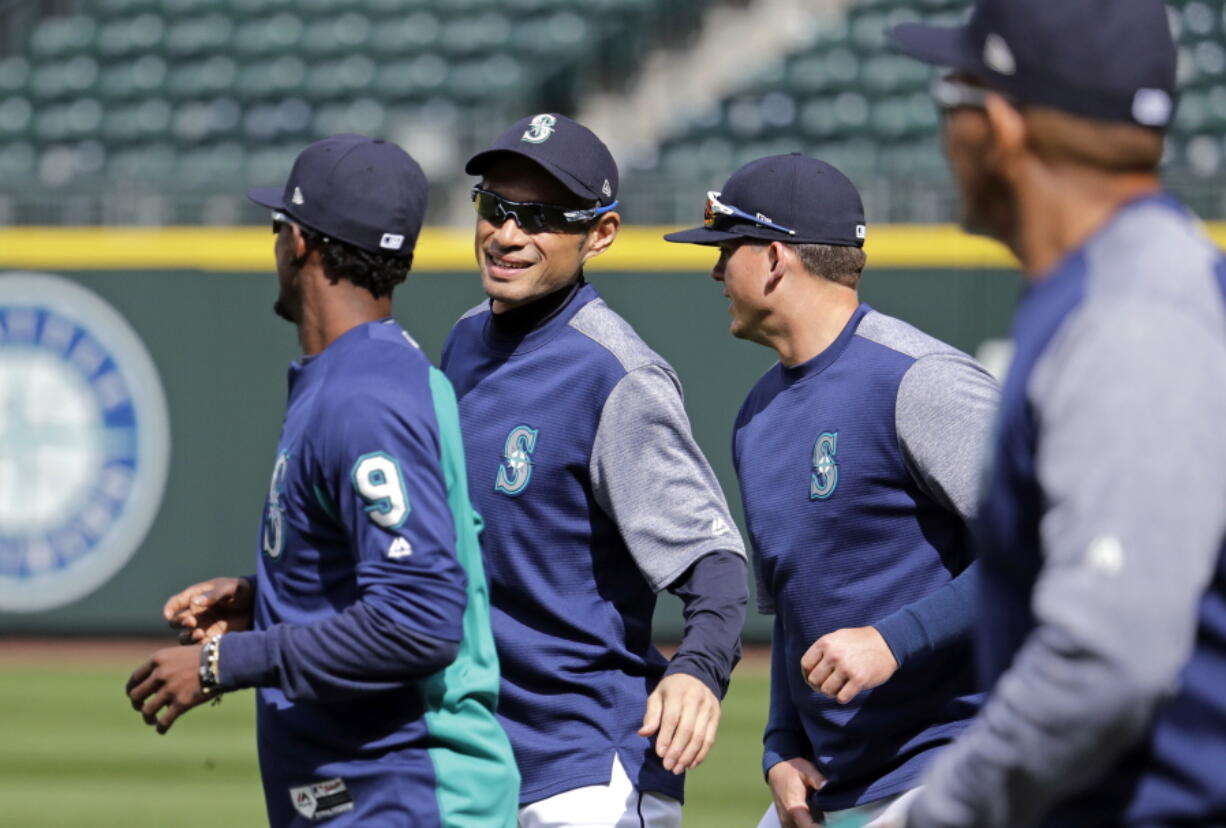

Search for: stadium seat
xmin=96 ymin=14 xmax=166 ymax=58
xmin=232 ymin=14 xmax=304 ymax=55
xmin=164 ymin=56 xmax=234 ymax=100
xmin=0 ymin=97 xmax=33 ymax=139
xmin=29 ymin=16 xmax=97 ymax=58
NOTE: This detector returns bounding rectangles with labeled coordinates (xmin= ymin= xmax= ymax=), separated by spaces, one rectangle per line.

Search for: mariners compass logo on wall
xmin=0 ymin=273 xmax=170 ymax=611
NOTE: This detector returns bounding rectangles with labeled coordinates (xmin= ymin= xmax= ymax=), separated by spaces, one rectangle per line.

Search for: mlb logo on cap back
xmin=247 ymin=135 xmax=428 ymax=257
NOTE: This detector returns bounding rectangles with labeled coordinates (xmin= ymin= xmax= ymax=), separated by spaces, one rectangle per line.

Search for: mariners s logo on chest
xmin=495 ymin=424 xmax=539 ymax=496
xmin=263 ymin=449 xmax=291 ymax=559
xmin=810 ymin=431 xmax=839 ymax=500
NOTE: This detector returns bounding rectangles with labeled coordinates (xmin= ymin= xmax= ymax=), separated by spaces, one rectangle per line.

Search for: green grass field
xmin=0 ymin=649 xmax=771 ymax=827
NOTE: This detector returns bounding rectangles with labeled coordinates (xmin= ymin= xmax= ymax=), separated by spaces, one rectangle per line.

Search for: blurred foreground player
xmin=885 ymin=0 xmax=1226 ymax=825
xmin=125 ymin=135 xmax=519 ymax=826
xmin=441 ymin=114 xmax=749 ymax=826
xmin=665 ymin=155 xmax=997 ymax=828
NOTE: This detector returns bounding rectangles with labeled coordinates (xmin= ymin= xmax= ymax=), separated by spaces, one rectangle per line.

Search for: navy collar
xmin=1031 ymin=190 xmax=1185 ymax=290
xmin=289 ymin=317 xmax=396 ymax=388
xmin=779 ymin=303 xmax=871 ymax=385
xmin=481 ymin=281 xmax=598 ymax=355
xmin=489 ymin=275 xmax=586 ymax=338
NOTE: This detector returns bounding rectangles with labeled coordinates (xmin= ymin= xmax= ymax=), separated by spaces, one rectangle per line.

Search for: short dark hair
xmin=792 ymin=243 xmax=867 ymax=288
xmin=300 ymin=228 xmax=413 ymax=299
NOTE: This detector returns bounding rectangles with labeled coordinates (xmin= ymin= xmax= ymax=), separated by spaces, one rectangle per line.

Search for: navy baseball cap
xmin=664 ymin=153 xmax=866 ymax=248
xmin=890 ymin=0 xmax=1177 ymax=128
xmin=465 ymin=113 xmax=619 ymax=207
xmin=247 ymin=134 xmax=427 ymax=256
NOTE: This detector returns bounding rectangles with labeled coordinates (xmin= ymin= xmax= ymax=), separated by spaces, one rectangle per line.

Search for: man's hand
xmin=637 ymin=673 xmax=721 ymax=774
xmin=126 ymin=644 xmax=210 ymax=734
xmin=800 ymin=626 xmax=899 ymax=704
xmin=164 ymin=577 xmax=253 ymax=644
xmin=767 ymin=757 xmax=826 ymax=828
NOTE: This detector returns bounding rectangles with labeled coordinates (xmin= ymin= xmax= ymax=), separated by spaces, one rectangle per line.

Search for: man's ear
xmin=984 ymin=93 xmax=1029 ymax=181
xmin=290 ymin=223 xmax=311 ymax=267
xmin=763 ymin=241 xmax=788 ymax=295
xmin=580 ymin=211 xmax=621 ymax=264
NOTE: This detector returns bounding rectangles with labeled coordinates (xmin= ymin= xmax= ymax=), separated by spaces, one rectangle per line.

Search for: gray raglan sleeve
xmin=871 ymin=352 xmax=999 ymax=666
xmin=590 ymin=363 xmax=747 ymax=592
xmin=896 ymin=352 xmax=1000 ymax=521
xmin=909 ymin=297 xmax=1226 ymax=828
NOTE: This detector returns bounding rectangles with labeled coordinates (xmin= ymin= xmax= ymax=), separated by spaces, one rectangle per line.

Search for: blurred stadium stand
xmin=0 ymin=0 xmax=1222 ymax=226
xmin=621 ymin=0 xmax=1226 ymax=223
xmin=0 ymin=0 xmax=709 ymax=224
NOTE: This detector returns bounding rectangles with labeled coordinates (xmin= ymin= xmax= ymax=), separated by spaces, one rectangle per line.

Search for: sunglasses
xmin=271 ymin=211 xmax=331 ymax=243
xmin=471 ymin=187 xmax=618 ymax=233
xmin=704 ymin=191 xmax=796 ymax=236
xmin=931 ymin=74 xmax=1017 ymax=114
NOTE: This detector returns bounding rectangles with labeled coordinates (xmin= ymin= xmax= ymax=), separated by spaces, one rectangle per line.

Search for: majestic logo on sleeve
xmin=810 ymin=431 xmax=839 ymax=500
xmin=520 ymin=114 xmax=557 ymax=144
xmin=0 ymin=273 xmax=170 ymax=612
xmin=495 ymin=425 xmax=538 ymax=496
xmin=262 ymin=450 xmax=290 ymax=560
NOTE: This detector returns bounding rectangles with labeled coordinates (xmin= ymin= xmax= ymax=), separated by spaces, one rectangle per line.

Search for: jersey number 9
xmin=351 ymin=452 xmax=411 ymax=529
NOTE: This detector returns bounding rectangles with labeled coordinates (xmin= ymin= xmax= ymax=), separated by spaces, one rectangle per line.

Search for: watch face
xmin=0 ymin=273 xmax=170 ymax=612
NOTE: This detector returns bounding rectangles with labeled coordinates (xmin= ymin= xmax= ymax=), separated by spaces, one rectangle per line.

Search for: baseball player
xmin=440 ymin=113 xmax=749 ymax=827
xmin=125 ymin=135 xmax=519 ymax=826
xmin=882 ymin=1 xmax=1226 ymax=825
xmin=664 ymin=154 xmax=999 ymax=828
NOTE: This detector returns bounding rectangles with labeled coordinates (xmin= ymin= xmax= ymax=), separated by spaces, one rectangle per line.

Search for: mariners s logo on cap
xmin=521 ymin=114 xmax=558 ymax=144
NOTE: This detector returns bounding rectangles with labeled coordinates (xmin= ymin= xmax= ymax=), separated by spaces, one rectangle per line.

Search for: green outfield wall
xmin=0 ymin=249 xmax=1022 ymax=640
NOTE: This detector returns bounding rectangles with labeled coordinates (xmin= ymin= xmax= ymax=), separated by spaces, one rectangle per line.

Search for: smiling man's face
xmin=475 ymin=156 xmax=597 ymax=313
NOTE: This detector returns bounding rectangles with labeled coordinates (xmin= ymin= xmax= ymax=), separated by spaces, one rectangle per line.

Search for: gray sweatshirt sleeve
xmin=590 ymin=364 xmax=747 ymax=591
xmin=909 ymin=296 xmax=1226 ymax=828
xmin=896 ymin=352 xmax=999 ymax=521
xmin=872 ymin=353 xmax=998 ymax=665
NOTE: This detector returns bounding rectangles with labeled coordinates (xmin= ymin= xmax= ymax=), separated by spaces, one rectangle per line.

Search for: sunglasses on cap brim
xmin=471 ymin=187 xmax=618 ymax=233
xmin=704 ymin=191 xmax=797 ymax=236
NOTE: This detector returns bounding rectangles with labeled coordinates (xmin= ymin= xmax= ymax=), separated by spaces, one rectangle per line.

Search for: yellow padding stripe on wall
xmin=0 ymin=224 xmax=1223 ymax=272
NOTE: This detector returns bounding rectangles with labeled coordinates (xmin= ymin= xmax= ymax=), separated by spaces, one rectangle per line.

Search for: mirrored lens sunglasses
xmin=471 ymin=188 xmax=618 ymax=233
xmin=703 ymin=191 xmax=796 ymax=236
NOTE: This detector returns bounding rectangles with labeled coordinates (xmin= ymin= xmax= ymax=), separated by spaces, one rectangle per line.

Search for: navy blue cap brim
xmin=665 ymin=224 xmax=862 ymax=247
xmin=465 ymin=149 xmax=604 ymax=203
xmin=889 ymin=22 xmax=979 ymax=73
xmin=247 ymin=186 xmax=286 ymax=212
xmin=662 ymin=226 xmax=742 ymax=245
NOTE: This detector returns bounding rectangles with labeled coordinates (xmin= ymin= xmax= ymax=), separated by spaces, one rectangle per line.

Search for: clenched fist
xmin=800 ymin=626 xmax=898 ymax=704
